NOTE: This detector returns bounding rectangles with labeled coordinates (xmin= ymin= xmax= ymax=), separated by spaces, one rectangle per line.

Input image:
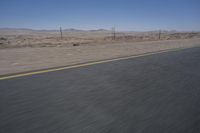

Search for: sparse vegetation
xmin=73 ymin=43 xmax=80 ymax=46
xmin=0 ymin=37 xmax=7 ymax=41
xmin=0 ymin=29 xmax=200 ymax=49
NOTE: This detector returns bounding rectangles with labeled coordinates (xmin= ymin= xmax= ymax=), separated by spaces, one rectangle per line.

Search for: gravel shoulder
xmin=0 ymin=38 xmax=200 ymax=76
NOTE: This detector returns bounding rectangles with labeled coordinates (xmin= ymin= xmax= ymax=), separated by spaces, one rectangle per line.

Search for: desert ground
xmin=0 ymin=28 xmax=200 ymax=75
xmin=0 ymin=29 xmax=200 ymax=48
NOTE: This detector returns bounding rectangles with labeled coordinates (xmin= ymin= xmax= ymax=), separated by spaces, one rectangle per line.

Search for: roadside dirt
xmin=0 ymin=38 xmax=200 ymax=75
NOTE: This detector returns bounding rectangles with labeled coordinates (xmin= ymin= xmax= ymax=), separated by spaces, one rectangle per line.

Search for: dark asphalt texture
xmin=1 ymin=47 xmax=200 ymax=133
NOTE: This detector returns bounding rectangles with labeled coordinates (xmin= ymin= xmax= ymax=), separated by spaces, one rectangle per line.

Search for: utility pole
xmin=112 ymin=27 xmax=116 ymax=40
xmin=60 ymin=27 xmax=63 ymax=40
xmin=158 ymin=29 xmax=161 ymax=40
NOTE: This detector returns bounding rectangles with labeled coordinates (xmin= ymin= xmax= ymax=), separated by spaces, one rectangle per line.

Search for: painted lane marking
xmin=0 ymin=48 xmax=186 ymax=80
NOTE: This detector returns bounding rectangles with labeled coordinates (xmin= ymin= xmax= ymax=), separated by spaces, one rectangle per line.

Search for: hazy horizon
xmin=1 ymin=27 xmax=200 ymax=33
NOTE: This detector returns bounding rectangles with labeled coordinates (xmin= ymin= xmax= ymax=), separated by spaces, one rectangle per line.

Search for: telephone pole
xmin=60 ymin=27 xmax=63 ymax=40
xmin=112 ymin=27 xmax=116 ymax=40
xmin=158 ymin=29 xmax=161 ymax=40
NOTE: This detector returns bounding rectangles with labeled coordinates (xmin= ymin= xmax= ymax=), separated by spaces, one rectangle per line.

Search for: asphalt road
xmin=1 ymin=47 xmax=200 ymax=133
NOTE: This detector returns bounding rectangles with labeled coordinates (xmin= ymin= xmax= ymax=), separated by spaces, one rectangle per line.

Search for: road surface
xmin=0 ymin=47 xmax=200 ymax=133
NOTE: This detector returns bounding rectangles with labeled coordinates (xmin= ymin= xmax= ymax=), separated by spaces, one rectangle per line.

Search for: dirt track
xmin=0 ymin=38 xmax=200 ymax=75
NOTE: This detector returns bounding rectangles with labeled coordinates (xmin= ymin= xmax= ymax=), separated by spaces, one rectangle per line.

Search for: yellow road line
xmin=0 ymin=48 xmax=185 ymax=80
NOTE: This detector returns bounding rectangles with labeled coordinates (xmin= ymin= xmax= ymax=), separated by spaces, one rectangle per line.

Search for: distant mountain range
xmin=0 ymin=28 xmax=198 ymax=34
xmin=0 ymin=28 xmax=110 ymax=33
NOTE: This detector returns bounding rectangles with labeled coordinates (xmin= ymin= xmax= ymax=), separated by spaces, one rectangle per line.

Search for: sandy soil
xmin=0 ymin=38 xmax=200 ymax=76
xmin=1 ymin=30 xmax=200 ymax=48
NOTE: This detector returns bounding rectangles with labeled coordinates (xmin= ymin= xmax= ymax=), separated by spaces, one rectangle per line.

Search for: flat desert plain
xmin=0 ymin=29 xmax=200 ymax=75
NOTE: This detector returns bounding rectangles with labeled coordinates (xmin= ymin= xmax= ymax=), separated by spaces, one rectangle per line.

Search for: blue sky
xmin=0 ymin=0 xmax=200 ymax=31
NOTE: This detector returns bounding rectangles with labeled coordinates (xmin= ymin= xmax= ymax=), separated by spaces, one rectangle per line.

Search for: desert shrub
xmin=0 ymin=37 xmax=7 ymax=41
xmin=73 ymin=43 xmax=80 ymax=46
